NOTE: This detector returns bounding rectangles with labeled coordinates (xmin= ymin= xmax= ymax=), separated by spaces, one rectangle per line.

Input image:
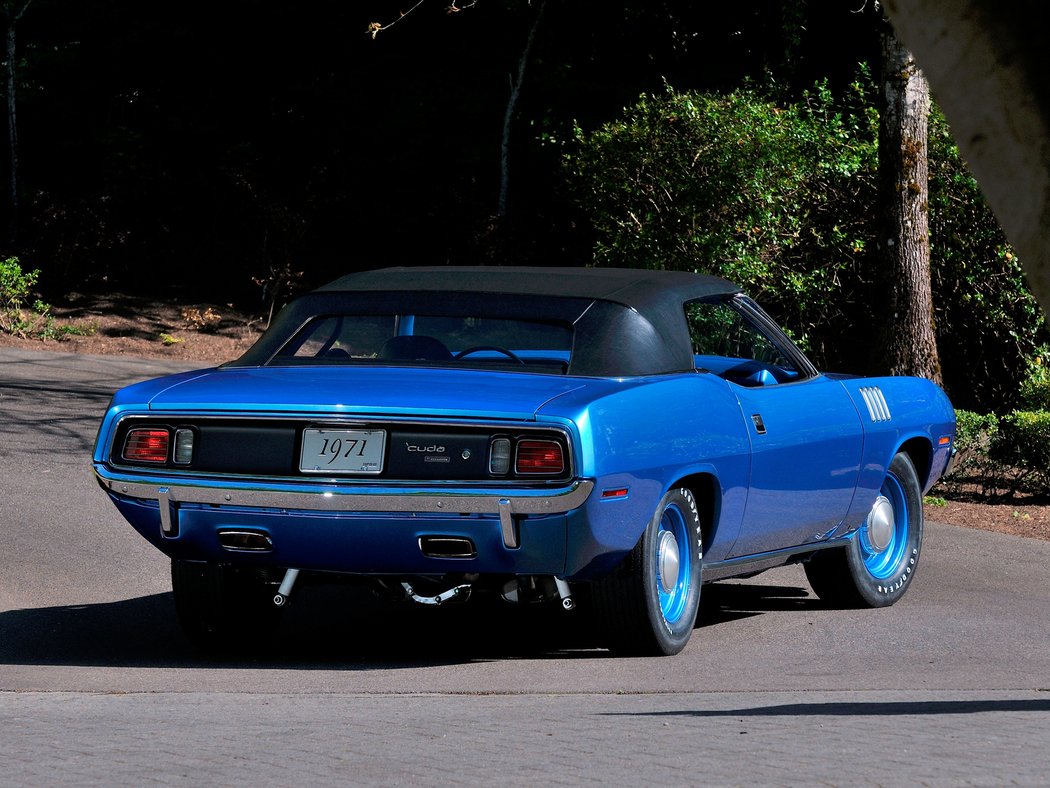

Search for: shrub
xmin=0 ymin=257 xmax=56 ymax=339
xmin=954 ymin=410 xmax=998 ymax=455
xmin=565 ymin=79 xmax=875 ymax=358
xmin=942 ymin=410 xmax=999 ymax=498
xmin=0 ymin=256 xmax=39 ymax=310
xmin=990 ymin=410 xmax=1050 ymax=496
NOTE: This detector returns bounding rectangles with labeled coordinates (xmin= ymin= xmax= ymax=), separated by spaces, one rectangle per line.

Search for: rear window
xmin=273 ymin=314 xmax=573 ymax=374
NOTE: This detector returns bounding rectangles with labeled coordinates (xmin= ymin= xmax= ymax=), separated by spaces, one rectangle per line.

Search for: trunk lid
xmin=145 ymin=365 xmax=589 ymax=420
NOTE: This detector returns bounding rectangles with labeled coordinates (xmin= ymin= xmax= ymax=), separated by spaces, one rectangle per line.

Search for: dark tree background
xmin=3 ymin=0 xmax=879 ymax=302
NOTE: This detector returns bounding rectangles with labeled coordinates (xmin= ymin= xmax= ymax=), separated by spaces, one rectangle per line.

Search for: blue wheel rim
xmin=861 ymin=474 xmax=909 ymax=579
xmin=656 ymin=503 xmax=692 ymax=623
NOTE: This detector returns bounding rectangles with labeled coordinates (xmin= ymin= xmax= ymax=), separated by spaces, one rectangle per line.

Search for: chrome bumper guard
xmin=944 ymin=445 xmax=959 ymax=477
xmin=95 ymin=467 xmax=594 ymax=549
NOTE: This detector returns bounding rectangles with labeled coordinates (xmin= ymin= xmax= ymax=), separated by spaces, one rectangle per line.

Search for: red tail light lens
xmin=123 ymin=428 xmax=170 ymax=464
xmin=515 ymin=440 xmax=565 ymax=475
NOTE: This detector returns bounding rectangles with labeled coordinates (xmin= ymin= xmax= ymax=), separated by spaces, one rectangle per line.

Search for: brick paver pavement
xmin=3 ymin=690 xmax=1049 ymax=785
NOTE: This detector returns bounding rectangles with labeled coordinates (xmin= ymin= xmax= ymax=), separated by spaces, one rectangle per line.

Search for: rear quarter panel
xmin=92 ymin=369 xmax=217 ymax=461
xmin=537 ymin=372 xmax=751 ymax=577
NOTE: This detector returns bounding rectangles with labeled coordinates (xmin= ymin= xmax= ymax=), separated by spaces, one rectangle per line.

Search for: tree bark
xmin=2 ymin=0 xmax=30 ymax=245
xmin=497 ymin=0 xmax=545 ymax=219
xmin=5 ymin=19 xmax=18 ymax=243
xmin=879 ymin=24 xmax=942 ymax=384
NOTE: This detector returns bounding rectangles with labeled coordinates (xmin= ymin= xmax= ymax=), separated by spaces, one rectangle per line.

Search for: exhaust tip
xmin=419 ymin=536 xmax=477 ymax=559
xmin=218 ymin=529 xmax=273 ymax=552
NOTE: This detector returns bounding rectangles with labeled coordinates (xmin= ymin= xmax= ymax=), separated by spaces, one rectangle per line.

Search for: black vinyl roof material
xmin=320 ymin=267 xmax=739 ymax=310
xmin=234 ymin=267 xmax=743 ymax=377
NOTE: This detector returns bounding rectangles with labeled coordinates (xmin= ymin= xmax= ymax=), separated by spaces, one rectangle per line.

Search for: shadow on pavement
xmin=0 ymin=579 xmax=818 ymax=669
xmin=604 ymin=698 xmax=1050 ymax=717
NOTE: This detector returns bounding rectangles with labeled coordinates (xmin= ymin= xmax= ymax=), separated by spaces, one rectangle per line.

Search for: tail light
xmin=123 ymin=428 xmax=170 ymax=464
xmin=489 ymin=437 xmax=512 ymax=475
xmin=173 ymin=428 xmax=196 ymax=465
xmin=515 ymin=440 xmax=565 ymax=475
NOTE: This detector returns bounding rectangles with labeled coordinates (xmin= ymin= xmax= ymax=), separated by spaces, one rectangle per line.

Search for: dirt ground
xmin=924 ymin=497 xmax=1048 ymax=540
xmin=0 ymin=291 xmax=264 ymax=365
xmin=2 ymin=291 xmax=1047 ymax=541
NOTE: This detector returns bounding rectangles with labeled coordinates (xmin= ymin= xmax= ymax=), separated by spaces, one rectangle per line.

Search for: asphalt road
xmin=2 ymin=347 xmax=1049 ymax=785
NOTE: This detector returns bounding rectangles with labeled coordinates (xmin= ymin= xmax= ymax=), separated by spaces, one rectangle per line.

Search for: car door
xmin=685 ymin=296 xmax=863 ymax=557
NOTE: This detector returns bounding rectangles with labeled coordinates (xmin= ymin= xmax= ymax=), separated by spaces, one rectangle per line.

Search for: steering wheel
xmin=454 ymin=345 xmax=526 ymax=365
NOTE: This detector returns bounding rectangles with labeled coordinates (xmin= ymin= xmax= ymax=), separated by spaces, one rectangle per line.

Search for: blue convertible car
xmin=93 ymin=267 xmax=956 ymax=655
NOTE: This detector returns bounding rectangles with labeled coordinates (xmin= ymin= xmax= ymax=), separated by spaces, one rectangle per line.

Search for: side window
xmin=685 ymin=300 xmax=800 ymax=385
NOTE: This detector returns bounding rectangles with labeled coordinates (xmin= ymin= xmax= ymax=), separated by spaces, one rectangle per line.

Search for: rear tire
xmin=805 ymin=452 xmax=923 ymax=608
xmin=592 ymin=488 xmax=702 ymax=656
xmin=171 ymin=560 xmax=284 ymax=653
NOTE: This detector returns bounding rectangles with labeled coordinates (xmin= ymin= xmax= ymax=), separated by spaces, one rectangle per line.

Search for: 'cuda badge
xmin=406 ymin=444 xmax=446 ymax=453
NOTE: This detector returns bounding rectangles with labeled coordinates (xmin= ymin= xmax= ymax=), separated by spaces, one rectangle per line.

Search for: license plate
xmin=300 ymin=429 xmax=386 ymax=474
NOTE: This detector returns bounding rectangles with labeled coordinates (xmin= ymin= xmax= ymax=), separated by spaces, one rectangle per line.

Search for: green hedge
xmin=991 ymin=411 xmax=1050 ymax=495
xmin=948 ymin=408 xmax=1049 ymax=498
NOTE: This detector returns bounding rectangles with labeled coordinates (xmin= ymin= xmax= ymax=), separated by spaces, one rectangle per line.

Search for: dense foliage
xmin=565 ymin=81 xmax=1047 ymax=412
xmin=564 ymin=80 xmax=875 ymax=361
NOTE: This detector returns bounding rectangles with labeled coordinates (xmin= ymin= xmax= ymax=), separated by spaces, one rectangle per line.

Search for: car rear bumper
xmin=94 ymin=464 xmax=594 ymax=574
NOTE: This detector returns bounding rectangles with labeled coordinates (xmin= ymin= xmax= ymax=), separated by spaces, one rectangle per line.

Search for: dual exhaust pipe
xmin=216 ymin=530 xmax=476 ymax=559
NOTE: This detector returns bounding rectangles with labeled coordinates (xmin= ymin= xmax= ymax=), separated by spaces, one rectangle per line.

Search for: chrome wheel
xmin=656 ymin=503 xmax=691 ymax=624
xmin=591 ymin=487 xmax=703 ymax=655
xmin=860 ymin=478 xmax=909 ymax=580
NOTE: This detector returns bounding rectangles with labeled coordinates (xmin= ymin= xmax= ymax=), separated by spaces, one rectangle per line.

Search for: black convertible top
xmin=320 ymin=267 xmax=738 ymax=308
xmin=233 ymin=267 xmax=742 ymax=376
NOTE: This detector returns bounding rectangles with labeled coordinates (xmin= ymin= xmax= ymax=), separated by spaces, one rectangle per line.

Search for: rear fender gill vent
xmin=858 ymin=386 xmax=892 ymax=422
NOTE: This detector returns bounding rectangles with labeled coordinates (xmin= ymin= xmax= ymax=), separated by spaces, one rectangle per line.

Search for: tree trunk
xmin=879 ymin=24 xmax=941 ymax=385
xmin=496 ymin=0 xmax=545 ymax=219
xmin=2 ymin=1 xmax=30 ymax=245
xmin=4 ymin=19 xmax=17 ymax=243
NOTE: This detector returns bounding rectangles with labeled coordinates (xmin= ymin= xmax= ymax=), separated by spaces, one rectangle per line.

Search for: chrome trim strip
xmin=107 ymin=413 xmax=577 ymax=481
xmin=732 ymin=295 xmax=821 ymax=380
xmin=702 ymin=534 xmax=854 ymax=582
xmin=96 ymin=467 xmax=594 ymax=519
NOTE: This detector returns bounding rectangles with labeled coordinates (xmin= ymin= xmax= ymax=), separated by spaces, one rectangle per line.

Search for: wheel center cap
xmin=867 ymin=495 xmax=895 ymax=552
xmin=657 ymin=530 xmax=680 ymax=594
